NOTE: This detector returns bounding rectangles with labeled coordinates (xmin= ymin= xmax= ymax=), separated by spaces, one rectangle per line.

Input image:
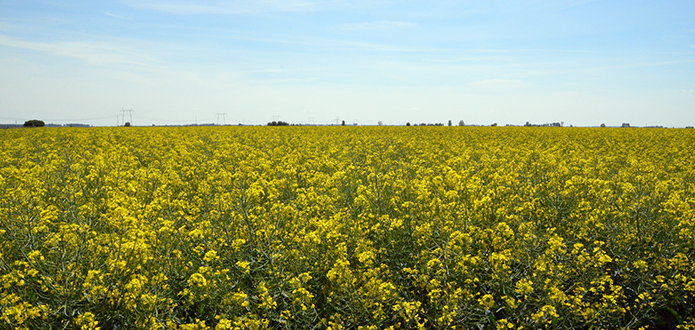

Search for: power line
xmin=2 ymin=115 xmax=116 ymax=122
xmin=120 ymin=109 xmax=134 ymax=126
xmin=133 ymin=114 xmax=214 ymax=124
xmin=43 ymin=115 xmax=116 ymax=122
xmin=0 ymin=115 xmax=28 ymax=120
xmin=216 ymin=113 xmax=226 ymax=125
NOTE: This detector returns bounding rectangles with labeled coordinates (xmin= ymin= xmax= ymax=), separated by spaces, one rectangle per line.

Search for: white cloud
xmin=264 ymin=76 xmax=321 ymax=84
xmin=469 ymin=79 xmax=525 ymax=87
xmin=341 ymin=21 xmax=417 ymax=31
xmin=102 ymin=11 xmax=134 ymax=20
xmin=122 ymin=0 xmax=324 ymax=15
xmin=0 ymin=34 xmax=155 ymax=67
xmin=258 ymin=68 xmax=286 ymax=73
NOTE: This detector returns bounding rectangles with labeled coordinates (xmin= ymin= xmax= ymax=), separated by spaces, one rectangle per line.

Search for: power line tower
xmin=120 ymin=108 xmax=134 ymax=126
xmin=216 ymin=113 xmax=227 ymax=125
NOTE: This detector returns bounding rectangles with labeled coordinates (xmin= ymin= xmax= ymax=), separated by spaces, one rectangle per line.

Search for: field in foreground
xmin=1 ymin=126 xmax=695 ymax=329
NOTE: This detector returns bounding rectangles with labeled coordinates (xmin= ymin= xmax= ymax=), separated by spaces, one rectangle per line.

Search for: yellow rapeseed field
xmin=1 ymin=126 xmax=694 ymax=329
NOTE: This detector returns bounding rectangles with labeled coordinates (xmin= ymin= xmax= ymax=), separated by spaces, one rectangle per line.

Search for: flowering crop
xmin=1 ymin=126 xmax=695 ymax=329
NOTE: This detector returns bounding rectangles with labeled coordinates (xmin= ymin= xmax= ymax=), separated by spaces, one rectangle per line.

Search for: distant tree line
xmin=267 ymin=121 xmax=290 ymax=126
xmin=14 ymin=120 xmax=89 ymax=128
xmin=525 ymin=121 xmax=563 ymax=127
xmin=405 ymin=120 xmax=466 ymax=127
xmin=405 ymin=122 xmax=446 ymax=126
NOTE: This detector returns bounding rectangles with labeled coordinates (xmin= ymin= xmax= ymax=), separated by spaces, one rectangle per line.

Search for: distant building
xmin=622 ymin=123 xmax=630 ymax=128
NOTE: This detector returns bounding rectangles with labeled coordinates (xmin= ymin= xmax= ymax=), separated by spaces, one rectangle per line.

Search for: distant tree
xmin=448 ymin=120 xmax=452 ymax=126
xmin=491 ymin=123 xmax=497 ymax=127
xmin=124 ymin=122 xmax=131 ymax=127
xmin=600 ymin=123 xmax=606 ymax=128
xmin=341 ymin=120 xmax=345 ymax=126
xmin=378 ymin=121 xmax=383 ymax=126
xmin=23 ymin=119 xmax=45 ymax=127
xmin=458 ymin=120 xmax=465 ymax=126
xmin=267 ymin=121 xmax=289 ymax=126
xmin=406 ymin=122 xmax=411 ymax=126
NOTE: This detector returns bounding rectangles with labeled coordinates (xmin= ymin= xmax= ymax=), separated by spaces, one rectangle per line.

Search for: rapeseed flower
xmin=1 ymin=126 xmax=694 ymax=329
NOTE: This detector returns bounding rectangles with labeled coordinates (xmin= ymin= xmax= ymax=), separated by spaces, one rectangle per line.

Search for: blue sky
xmin=1 ymin=0 xmax=694 ymax=126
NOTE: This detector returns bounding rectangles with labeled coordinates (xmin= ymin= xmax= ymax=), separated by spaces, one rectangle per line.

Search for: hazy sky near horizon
xmin=1 ymin=1 xmax=694 ymax=126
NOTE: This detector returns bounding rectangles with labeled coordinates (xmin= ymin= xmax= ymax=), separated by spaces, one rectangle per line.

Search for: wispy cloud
xmin=122 ymin=0 xmax=324 ymax=15
xmin=102 ymin=11 xmax=134 ymax=20
xmin=316 ymin=38 xmax=434 ymax=53
xmin=470 ymin=79 xmax=525 ymax=87
xmin=589 ymin=60 xmax=695 ymax=72
xmin=340 ymin=21 xmax=417 ymax=31
xmin=257 ymin=68 xmax=287 ymax=74
xmin=0 ymin=34 xmax=155 ymax=67
xmin=201 ymin=27 xmax=436 ymax=53
xmin=264 ymin=76 xmax=321 ymax=84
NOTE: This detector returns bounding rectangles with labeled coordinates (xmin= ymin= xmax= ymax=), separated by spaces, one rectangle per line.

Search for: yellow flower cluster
xmin=1 ymin=126 xmax=694 ymax=329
